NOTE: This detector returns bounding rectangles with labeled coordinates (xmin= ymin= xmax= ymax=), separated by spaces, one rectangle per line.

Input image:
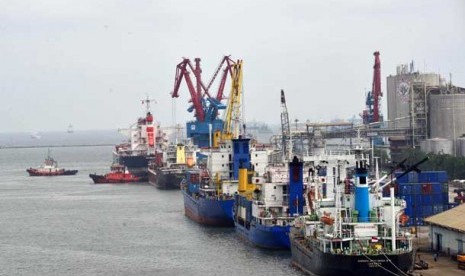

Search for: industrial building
xmin=386 ymin=63 xmax=465 ymax=160
xmin=424 ymin=204 xmax=465 ymax=256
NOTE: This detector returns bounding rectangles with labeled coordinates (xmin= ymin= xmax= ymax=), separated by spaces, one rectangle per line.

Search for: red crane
xmin=172 ymin=56 xmax=235 ymax=122
xmin=372 ymin=51 xmax=382 ymax=123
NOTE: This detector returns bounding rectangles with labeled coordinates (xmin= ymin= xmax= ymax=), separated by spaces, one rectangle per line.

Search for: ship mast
xmin=142 ymin=96 xmax=156 ymax=114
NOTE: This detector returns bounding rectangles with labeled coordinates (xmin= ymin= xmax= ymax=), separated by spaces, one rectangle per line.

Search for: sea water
xmin=0 ymin=131 xmax=300 ymax=276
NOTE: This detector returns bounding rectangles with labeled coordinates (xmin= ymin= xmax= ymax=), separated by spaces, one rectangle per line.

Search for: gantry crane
xmin=172 ymin=56 xmax=236 ymax=147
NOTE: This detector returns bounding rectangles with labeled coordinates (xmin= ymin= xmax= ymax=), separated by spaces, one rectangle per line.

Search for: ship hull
xmin=148 ymin=168 xmax=183 ymax=190
xmin=182 ymin=189 xmax=234 ymax=227
xmin=290 ymin=234 xmax=413 ymax=276
xmin=27 ymin=169 xmax=78 ymax=176
xmin=114 ymin=155 xmax=152 ymax=181
xmin=235 ymin=221 xmax=290 ymax=249
xmin=89 ymin=174 xmax=142 ymax=184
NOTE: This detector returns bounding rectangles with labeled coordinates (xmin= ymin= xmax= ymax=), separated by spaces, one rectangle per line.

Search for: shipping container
xmin=432 ymin=182 xmax=443 ymax=194
xmin=432 ymin=194 xmax=443 ymax=205
xmin=423 ymin=205 xmax=433 ymax=217
xmin=399 ymin=184 xmax=412 ymax=194
xmin=395 ymin=171 xmax=447 ymax=184
xmin=443 ymin=193 xmax=450 ymax=204
xmin=432 ymin=204 xmax=443 ymax=214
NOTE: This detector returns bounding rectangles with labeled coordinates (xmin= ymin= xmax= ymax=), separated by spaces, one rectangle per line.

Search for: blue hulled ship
xmin=233 ymin=157 xmax=305 ymax=249
xmin=181 ymin=138 xmax=268 ymax=227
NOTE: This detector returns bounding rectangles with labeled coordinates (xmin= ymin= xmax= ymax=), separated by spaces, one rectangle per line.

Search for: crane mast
xmin=216 ymin=60 xmax=243 ymax=146
xmin=361 ymin=51 xmax=383 ymax=125
xmin=372 ymin=51 xmax=382 ymax=122
xmin=280 ymin=89 xmax=291 ymax=162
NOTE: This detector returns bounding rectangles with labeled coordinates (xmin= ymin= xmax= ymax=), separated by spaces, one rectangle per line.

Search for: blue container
xmin=422 ymin=195 xmax=432 ymax=205
xmin=412 ymin=184 xmax=422 ymax=194
xmin=438 ymin=171 xmax=448 ymax=182
xmin=423 ymin=205 xmax=433 ymax=217
xmin=443 ymin=193 xmax=449 ymax=204
xmin=399 ymin=184 xmax=412 ymax=195
xmin=420 ymin=172 xmax=439 ymax=182
xmin=395 ymin=172 xmax=411 ymax=184
xmin=432 ymin=182 xmax=443 ymax=194
xmin=432 ymin=194 xmax=442 ymax=205
xmin=432 ymin=204 xmax=443 ymax=214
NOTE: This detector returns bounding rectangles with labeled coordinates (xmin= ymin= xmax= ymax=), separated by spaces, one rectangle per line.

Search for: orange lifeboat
xmin=320 ymin=211 xmax=334 ymax=225
xmin=400 ymin=213 xmax=409 ymax=226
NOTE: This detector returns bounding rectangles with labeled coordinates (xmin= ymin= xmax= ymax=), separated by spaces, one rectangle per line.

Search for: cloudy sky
xmin=1 ymin=0 xmax=464 ymax=133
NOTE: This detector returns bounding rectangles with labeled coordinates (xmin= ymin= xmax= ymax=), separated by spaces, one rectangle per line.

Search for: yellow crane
xmin=213 ymin=60 xmax=243 ymax=147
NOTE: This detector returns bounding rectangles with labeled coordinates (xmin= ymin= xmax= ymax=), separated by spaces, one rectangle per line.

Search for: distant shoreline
xmin=0 ymin=144 xmax=115 ymax=149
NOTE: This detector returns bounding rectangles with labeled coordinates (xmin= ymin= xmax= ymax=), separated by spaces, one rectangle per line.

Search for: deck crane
xmin=213 ymin=60 xmax=243 ymax=147
xmin=172 ymin=56 xmax=235 ymax=147
xmin=280 ymin=89 xmax=291 ymax=162
xmin=362 ymin=51 xmax=383 ymax=124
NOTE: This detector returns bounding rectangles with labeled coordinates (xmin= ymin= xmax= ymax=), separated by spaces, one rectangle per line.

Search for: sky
xmin=1 ymin=0 xmax=464 ymax=133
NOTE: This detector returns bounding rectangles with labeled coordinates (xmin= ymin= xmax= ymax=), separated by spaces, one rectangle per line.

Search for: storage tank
xmin=420 ymin=139 xmax=431 ymax=153
xmin=456 ymin=137 xmax=465 ymax=157
xmin=429 ymin=94 xmax=465 ymax=140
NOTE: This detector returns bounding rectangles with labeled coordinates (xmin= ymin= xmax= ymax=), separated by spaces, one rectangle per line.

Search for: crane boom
xmin=221 ymin=60 xmax=243 ymax=142
xmin=372 ymin=51 xmax=382 ymax=122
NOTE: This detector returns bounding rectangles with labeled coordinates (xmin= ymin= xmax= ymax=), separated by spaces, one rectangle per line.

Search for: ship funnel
xmin=288 ymin=156 xmax=304 ymax=216
xmin=354 ymin=159 xmax=369 ymax=222
xmin=232 ymin=138 xmax=251 ymax=180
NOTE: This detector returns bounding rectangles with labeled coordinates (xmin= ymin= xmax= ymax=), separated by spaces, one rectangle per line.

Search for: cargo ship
xmin=89 ymin=164 xmax=142 ymax=184
xmin=181 ymin=138 xmax=268 ymax=227
xmin=289 ymin=148 xmax=421 ymax=276
xmin=113 ymin=98 xmax=168 ymax=181
xmin=233 ymin=156 xmax=304 ymax=249
xmin=27 ymin=150 xmax=78 ymax=176
xmin=148 ymin=142 xmax=197 ymax=190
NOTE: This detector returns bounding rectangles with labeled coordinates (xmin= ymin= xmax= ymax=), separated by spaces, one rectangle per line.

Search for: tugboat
xmin=27 ymin=150 xmax=78 ymax=176
xmin=233 ymin=156 xmax=304 ymax=249
xmin=289 ymin=148 xmax=427 ymax=276
xmin=181 ymin=138 xmax=268 ymax=227
xmin=113 ymin=97 xmax=168 ymax=181
xmin=89 ymin=164 xmax=142 ymax=184
xmin=148 ymin=142 xmax=197 ymax=190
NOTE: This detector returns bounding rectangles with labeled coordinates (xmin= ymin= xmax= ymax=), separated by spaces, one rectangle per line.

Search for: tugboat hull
xmin=27 ymin=169 xmax=78 ymax=176
xmin=89 ymin=173 xmax=142 ymax=184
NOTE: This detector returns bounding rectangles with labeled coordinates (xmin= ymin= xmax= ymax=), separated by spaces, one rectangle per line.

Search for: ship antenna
xmin=142 ymin=95 xmax=157 ymax=114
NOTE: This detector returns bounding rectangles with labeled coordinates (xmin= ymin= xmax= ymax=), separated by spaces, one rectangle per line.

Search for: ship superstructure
xmin=234 ymin=156 xmax=305 ymax=249
xmin=181 ymin=138 xmax=268 ymax=226
xmin=113 ymin=98 xmax=168 ymax=181
xmin=290 ymin=148 xmax=418 ymax=276
xmin=148 ymin=141 xmax=197 ymax=189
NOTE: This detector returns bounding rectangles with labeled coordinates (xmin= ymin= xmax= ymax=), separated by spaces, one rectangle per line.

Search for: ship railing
xmin=257 ymin=216 xmax=293 ymax=226
xmin=341 ymin=217 xmax=380 ymax=223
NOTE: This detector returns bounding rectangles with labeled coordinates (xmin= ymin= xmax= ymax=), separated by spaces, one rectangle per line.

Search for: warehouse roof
xmin=424 ymin=204 xmax=465 ymax=233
